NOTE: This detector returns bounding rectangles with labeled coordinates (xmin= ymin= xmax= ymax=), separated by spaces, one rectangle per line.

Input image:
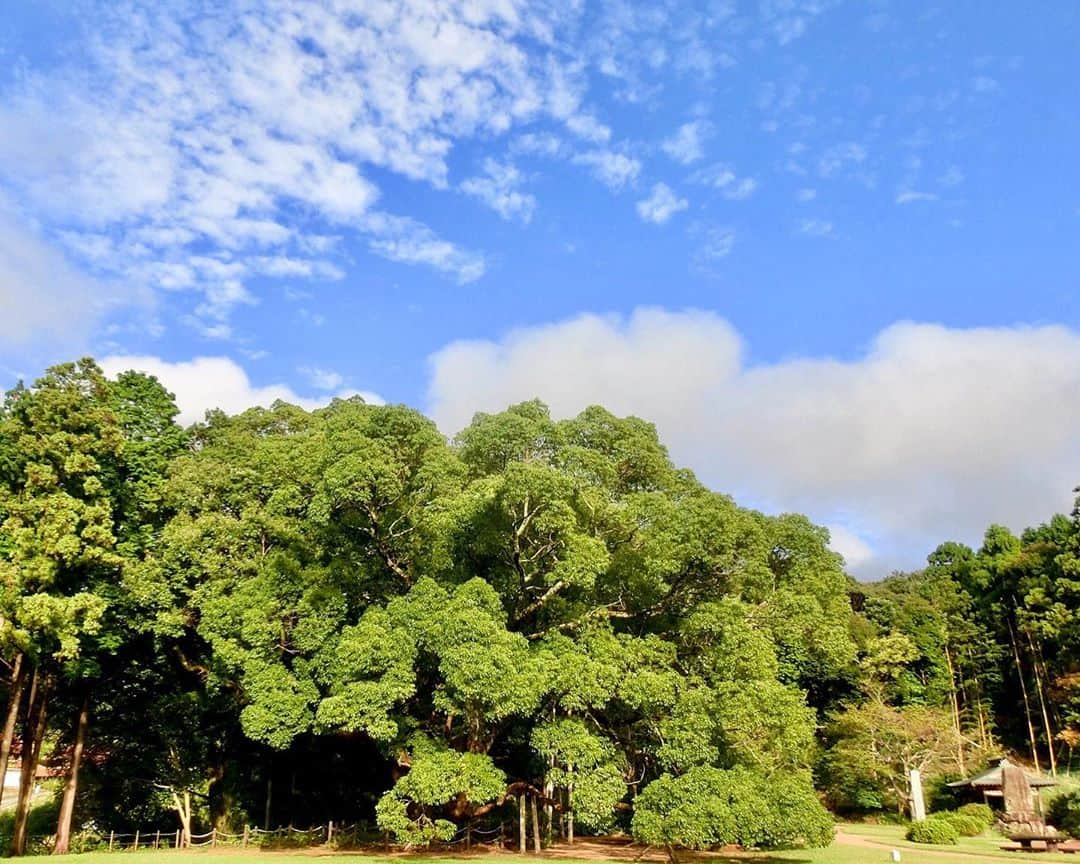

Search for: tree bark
xmin=0 ymin=653 xmax=26 ymax=811
xmin=11 ymin=667 xmax=49 ymax=857
xmin=54 ymin=693 xmax=91 ymax=854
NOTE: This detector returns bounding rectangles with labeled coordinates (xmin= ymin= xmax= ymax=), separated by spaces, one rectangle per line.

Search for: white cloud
xmin=427 ymin=309 xmax=1080 ymax=577
xmin=571 ymin=149 xmax=642 ymax=190
xmin=362 ymin=213 xmax=486 ymax=284
xmin=460 ymin=158 xmax=536 ymax=222
xmin=661 ymin=121 xmax=709 ymax=164
xmin=826 ymin=524 xmax=876 ymax=572
xmin=636 ymin=183 xmax=689 ymax=224
xmin=100 ymin=355 xmax=383 ymax=426
xmin=0 ymin=1 xmax=607 ymax=333
xmin=796 ymin=187 xmax=817 ymax=202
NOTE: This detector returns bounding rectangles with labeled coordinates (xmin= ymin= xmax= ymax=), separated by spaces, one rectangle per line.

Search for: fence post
xmin=133 ymin=830 xmax=140 ymax=851
xmin=466 ymin=823 xmax=471 ymax=851
xmin=211 ymin=828 xmax=218 ymax=847
xmin=108 ymin=831 xmax=114 ymax=852
xmin=175 ymin=830 xmax=180 ymax=849
xmin=243 ymin=825 xmax=250 ymax=848
xmin=155 ymin=830 xmax=161 ymax=850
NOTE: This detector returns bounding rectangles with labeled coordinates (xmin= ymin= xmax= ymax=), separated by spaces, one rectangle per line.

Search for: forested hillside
xmin=0 ymin=359 xmax=1077 ymax=854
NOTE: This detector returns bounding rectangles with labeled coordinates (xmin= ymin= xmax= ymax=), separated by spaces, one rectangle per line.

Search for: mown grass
xmin=38 ymin=823 xmax=1069 ymax=864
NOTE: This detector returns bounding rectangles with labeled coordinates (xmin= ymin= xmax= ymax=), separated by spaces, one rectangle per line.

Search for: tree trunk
xmin=172 ymin=790 xmax=193 ymax=848
xmin=530 ymin=794 xmax=541 ymax=853
xmin=943 ymin=643 xmax=965 ymax=773
xmin=567 ymin=774 xmax=574 ymax=845
xmin=0 ymin=653 xmax=26 ymax=811
xmin=1008 ymin=616 xmax=1041 ymax=773
xmin=264 ymin=774 xmax=272 ymax=830
xmin=54 ymin=693 xmax=91 ymax=854
xmin=1024 ymin=625 xmax=1057 ymax=776
xmin=543 ymin=752 xmax=555 ymax=844
xmin=11 ymin=668 xmax=49 ymax=857
xmin=518 ymin=794 xmax=526 ymax=853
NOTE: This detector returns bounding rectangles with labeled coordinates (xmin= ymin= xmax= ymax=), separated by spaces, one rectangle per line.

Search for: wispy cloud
xmin=363 ymin=214 xmax=486 ymax=284
xmin=798 ymin=218 xmax=835 ymax=237
xmin=691 ymin=163 xmax=758 ymax=199
xmin=299 ymin=366 xmax=345 ymax=391
xmin=661 ymin=120 xmax=710 ymax=164
xmin=693 ymin=225 xmax=737 ymax=268
xmin=461 ymin=159 xmax=536 ymax=223
xmin=572 ymin=149 xmax=642 ymax=190
xmin=636 ymin=183 xmax=689 ymax=224
xmin=0 ymin=1 xmax=614 ymax=336
xmin=895 ymin=190 xmax=939 ymax=205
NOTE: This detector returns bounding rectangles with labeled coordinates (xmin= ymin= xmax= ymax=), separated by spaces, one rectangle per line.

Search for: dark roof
xmin=948 ymin=759 xmax=1057 ymax=789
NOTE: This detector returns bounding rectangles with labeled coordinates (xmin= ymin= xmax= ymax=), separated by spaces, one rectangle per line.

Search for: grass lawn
xmin=45 ymin=824 xmax=1066 ymax=864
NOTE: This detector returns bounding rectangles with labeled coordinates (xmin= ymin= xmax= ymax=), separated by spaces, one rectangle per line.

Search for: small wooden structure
xmin=947 ymin=758 xmax=1056 ymax=813
xmin=950 ymin=758 xmax=1064 ymax=852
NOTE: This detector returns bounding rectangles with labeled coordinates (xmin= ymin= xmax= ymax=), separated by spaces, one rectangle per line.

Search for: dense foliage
xmin=0 ymin=357 xmax=1077 ymax=855
xmin=0 ymin=360 xmax=853 ymax=854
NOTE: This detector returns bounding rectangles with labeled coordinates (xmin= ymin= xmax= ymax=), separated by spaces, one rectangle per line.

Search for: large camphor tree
xmin=133 ymin=398 xmax=847 ymax=850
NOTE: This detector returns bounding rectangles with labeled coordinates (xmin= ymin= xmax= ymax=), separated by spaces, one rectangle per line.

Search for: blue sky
xmin=1 ymin=0 xmax=1078 ymax=577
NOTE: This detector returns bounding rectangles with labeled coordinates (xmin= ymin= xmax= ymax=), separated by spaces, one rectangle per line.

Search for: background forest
xmin=0 ymin=360 xmax=1078 ymax=855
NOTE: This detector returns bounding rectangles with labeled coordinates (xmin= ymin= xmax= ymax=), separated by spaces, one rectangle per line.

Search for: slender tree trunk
xmin=944 ymin=643 xmax=965 ymax=773
xmin=1024 ymin=626 xmax=1057 ymax=776
xmin=567 ymin=773 xmax=574 ymax=845
xmin=0 ymin=653 xmax=27 ymax=811
xmin=54 ymin=693 xmax=91 ymax=854
xmin=970 ymin=672 xmax=990 ymax=750
xmin=12 ymin=668 xmax=49 ymax=857
xmin=965 ymin=644 xmax=993 ymax=749
xmin=543 ymin=756 xmax=554 ymax=844
xmin=1007 ymin=617 xmax=1041 ymax=773
xmin=531 ymin=794 xmax=541 ymax=853
xmin=518 ymin=794 xmax=526 ymax=853
xmin=172 ymin=790 xmax=193 ymax=848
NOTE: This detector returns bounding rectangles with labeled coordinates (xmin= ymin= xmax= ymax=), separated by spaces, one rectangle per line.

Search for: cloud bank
xmin=428 ymin=308 xmax=1080 ymax=576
